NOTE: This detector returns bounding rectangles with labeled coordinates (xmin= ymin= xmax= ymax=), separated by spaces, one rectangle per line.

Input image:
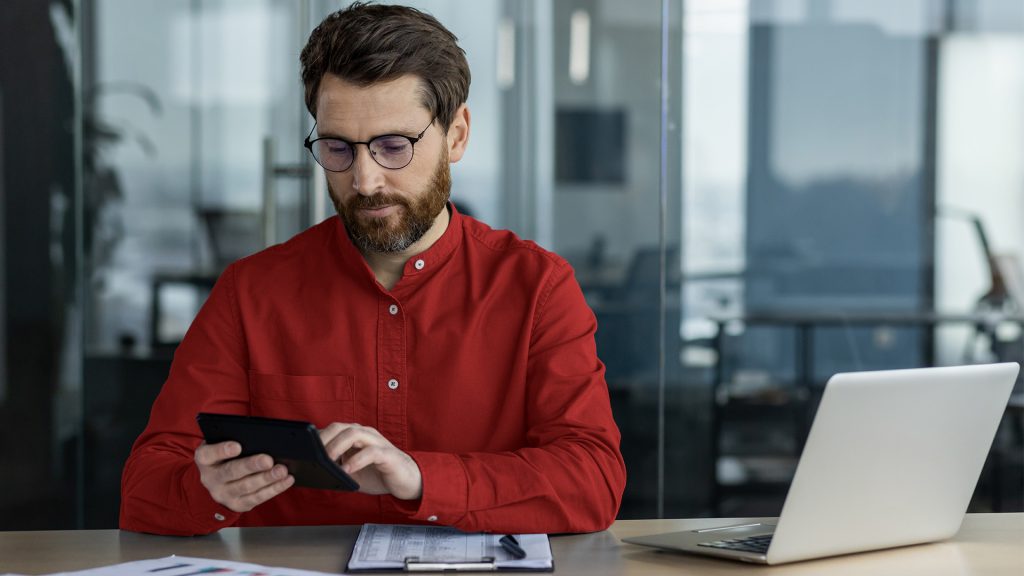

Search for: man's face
xmin=314 ymin=74 xmax=452 ymax=253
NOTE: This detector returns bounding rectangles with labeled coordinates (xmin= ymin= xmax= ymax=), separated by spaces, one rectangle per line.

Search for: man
xmin=121 ymin=2 xmax=625 ymax=536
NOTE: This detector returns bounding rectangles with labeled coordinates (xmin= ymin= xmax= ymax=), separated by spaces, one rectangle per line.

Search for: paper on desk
xmin=348 ymin=524 xmax=553 ymax=571
xmin=38 ymin=555 xmax=337 ymax=576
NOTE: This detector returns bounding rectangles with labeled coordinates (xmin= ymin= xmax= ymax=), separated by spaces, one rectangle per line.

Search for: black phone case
xmin=196 ymin=412 xmax=360 ymax=492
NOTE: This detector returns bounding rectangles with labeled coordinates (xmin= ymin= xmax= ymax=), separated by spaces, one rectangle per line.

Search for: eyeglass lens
xmin=312 ymin=134 xmax=414 ymax=172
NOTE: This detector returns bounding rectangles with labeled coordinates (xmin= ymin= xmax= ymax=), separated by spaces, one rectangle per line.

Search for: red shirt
xmin=120 ymin=206 xmax=626 ymax=536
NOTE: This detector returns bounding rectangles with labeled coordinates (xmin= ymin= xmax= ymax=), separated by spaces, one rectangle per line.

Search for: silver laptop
xmin=623 ymin=362 xmax=1020 ymax=565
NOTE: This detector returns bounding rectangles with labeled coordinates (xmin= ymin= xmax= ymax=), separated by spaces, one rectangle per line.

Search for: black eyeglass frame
xmin=303 ymin=118 xmax=434 ymax=172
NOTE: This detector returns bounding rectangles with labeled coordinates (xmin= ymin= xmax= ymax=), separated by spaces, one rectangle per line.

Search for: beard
xmin=331 ymin=149 xmax=452 ymax=253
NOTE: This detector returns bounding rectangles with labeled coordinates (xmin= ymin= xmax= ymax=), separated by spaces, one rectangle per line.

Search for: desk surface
xmin=2 ymin=514 xmax=1022 ymax=575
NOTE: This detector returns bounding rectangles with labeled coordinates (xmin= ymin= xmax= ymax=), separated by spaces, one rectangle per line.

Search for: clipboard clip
xmin=404 ymin=556 xmax=497 ymax=572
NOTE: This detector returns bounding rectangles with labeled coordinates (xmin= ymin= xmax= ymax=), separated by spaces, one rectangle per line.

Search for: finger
xmin=323 ymin=426 xmax=384 ymax=462
xmin=340 ymin=445 xmax=387 ymax=475
xmin=317 ymin=422 xmax=350 ymax=446
xmin=226 ymin=464 xmax=289 ymax=498
xmin=195 ymin=441 xmax=241 ymax=467
xmin=235 ymin=474 xmax=295 ymax=511
xmin=218 ymin=453 xmax=274 ymax=483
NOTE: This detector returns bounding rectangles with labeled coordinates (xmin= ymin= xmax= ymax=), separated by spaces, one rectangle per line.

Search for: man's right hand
xmin=194 ymin=441 xmax=295 ymax=513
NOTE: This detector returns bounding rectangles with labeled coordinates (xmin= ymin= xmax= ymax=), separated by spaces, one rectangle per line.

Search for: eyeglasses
xmin=304 ymin=118 xmax=434 ymax=172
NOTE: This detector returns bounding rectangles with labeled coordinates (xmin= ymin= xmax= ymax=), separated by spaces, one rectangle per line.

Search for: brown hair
xmin=300 ymin=2 xmax=471 ymax=132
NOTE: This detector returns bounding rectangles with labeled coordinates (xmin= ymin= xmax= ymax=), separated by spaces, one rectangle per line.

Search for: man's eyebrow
xmin=313 ymin=128 xmax=346 ymax=139
xmin=314 ymin=123 xmax=426 ymax=141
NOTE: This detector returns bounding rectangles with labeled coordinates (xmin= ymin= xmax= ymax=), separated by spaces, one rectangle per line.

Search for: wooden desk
xmin=2 ymin=514 xmax=1021 ymax=575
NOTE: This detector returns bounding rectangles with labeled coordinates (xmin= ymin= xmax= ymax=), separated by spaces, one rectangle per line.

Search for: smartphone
xmin=196 ymin=412 xmax=359 ymax=491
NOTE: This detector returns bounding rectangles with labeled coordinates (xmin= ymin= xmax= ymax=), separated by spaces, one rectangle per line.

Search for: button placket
xmin=378 ymin=293 xmax=407 ymax=452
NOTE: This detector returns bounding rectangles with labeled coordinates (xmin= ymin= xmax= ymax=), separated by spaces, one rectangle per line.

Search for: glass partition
xmin=682 ymin=0 xmax=1024 ymax=516
xmin=80 ymin=0 xmax=313 ymax=527
xmin=545 ymin=0 xmax=685 ymax=518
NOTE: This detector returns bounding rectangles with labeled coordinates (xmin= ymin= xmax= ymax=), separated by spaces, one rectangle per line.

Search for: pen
xmin=499 ymin=534 xmax=527 ymax=559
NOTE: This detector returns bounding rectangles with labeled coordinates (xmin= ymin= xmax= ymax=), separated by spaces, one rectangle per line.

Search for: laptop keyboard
xmin=698 ymin=534 xmax=773 ymax=554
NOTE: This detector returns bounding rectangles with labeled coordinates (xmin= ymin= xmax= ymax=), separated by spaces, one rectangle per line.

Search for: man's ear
xmin=446 ymin=104 xmax=471 ymax=163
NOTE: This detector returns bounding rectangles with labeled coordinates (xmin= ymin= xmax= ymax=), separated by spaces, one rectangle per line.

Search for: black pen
xmin=499 ymin=534 xmax=527 ymax=559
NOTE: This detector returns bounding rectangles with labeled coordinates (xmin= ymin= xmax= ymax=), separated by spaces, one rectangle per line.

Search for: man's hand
xmin=319 ymin=423 xmax=423 ymax=500
xmin=194 ymin=441 xmax=295 ymax=512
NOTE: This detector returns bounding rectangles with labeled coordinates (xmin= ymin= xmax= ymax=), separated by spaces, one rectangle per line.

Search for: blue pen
xmin=499 ymin=534 xmax=527 ymax=559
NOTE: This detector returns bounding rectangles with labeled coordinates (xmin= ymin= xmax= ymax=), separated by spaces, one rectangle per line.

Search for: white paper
xmin=348 ymin=524 xmax=553 ymax=571
xmin=39 ymin=555 xmax=338 ymax=576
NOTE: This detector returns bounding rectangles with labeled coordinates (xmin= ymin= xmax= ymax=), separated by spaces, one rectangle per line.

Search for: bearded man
xmin=120 ymin=2 xmax=625 ymax=536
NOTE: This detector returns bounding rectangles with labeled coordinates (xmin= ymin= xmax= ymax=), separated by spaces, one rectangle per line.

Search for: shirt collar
xmin=332 ymin=202 xmax=464 ymax=284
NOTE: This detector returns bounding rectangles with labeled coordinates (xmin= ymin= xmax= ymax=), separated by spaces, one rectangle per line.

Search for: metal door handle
xmin=261 ymin=137 xmax=313 ymax=246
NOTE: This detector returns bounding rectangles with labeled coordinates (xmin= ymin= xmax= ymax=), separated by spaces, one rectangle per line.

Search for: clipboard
xmin=346 ymin=524 xmax=554 ymax=573
xmin=403 ymin=557 xmax=499 ymax=572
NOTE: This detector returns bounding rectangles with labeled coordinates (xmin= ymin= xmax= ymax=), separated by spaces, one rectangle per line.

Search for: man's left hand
xmin=318 ymin=423 xmax=423 ymax=500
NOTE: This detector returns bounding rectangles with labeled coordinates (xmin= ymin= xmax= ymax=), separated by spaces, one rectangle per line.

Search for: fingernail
xmin=273 ymin=466 xmax=285 ymax=479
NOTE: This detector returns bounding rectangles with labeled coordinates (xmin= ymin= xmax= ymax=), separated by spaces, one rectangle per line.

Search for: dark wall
xmin=0 ymin=0 xmax=79 ymax=529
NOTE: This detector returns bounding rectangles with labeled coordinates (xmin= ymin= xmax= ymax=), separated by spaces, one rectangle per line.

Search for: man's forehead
xmin=315 ymin=74 xmax=430 ymax=134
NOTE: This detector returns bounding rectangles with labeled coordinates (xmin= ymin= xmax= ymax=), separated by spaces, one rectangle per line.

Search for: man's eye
xmin=374 ymin=137 xmax=410 ymax=153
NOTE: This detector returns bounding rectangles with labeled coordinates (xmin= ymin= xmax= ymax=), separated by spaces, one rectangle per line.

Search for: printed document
xmin=29 ymin=555 xmax=336 ymax=576
xmin=348 ymin=524 xmax=553 ymax=571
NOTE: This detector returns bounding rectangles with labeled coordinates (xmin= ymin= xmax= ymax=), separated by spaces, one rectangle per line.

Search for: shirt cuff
xmin=401 ymin=451 xmax=469 ymax=525
xmin=182 ymin=463 xmax=240 ymax=532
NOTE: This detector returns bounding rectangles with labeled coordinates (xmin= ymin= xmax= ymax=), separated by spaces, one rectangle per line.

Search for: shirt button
xmin=427 ymin=515 xmax=438 ymax=522
xmin=214 ymin=513 xmax=225 ymax=522
xmin=387 ymin=378 xmax=399 ymax=390
xmin=389 ymin=304 xmax=399 ymax=315
xmin=414 ymin=259 xmax=425 ymax=270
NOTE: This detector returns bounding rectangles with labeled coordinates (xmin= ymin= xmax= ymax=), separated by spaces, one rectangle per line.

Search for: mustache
xmin=347 ymin=193 xmax=409 ymax=210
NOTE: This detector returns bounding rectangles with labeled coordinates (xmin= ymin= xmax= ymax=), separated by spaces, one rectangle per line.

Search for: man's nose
xmin=350 ymin=145 xmax=386 ymax=195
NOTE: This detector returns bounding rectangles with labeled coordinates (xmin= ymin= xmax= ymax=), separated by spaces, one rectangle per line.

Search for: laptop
xmin=623 ymin=362 xmax=1020 ymax=565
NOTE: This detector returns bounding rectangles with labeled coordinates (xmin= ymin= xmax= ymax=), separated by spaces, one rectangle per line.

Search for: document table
xmin=2 ymin=514 xmax=1021 ymax=575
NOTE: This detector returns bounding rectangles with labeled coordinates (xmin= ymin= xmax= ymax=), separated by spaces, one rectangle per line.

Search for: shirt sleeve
xmin=119 ymin=264 xmax=250 ymax=535
xmin=403 ymin=260 xmax=627 ymax=533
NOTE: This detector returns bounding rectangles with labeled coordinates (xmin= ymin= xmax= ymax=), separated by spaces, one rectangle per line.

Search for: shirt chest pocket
xmin=249 ymin=371 xmax=355 ymax=428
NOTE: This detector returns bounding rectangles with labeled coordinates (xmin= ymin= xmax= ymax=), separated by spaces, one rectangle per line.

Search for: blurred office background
xmin=1 ymin=0 xmax=1022 ymax=529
